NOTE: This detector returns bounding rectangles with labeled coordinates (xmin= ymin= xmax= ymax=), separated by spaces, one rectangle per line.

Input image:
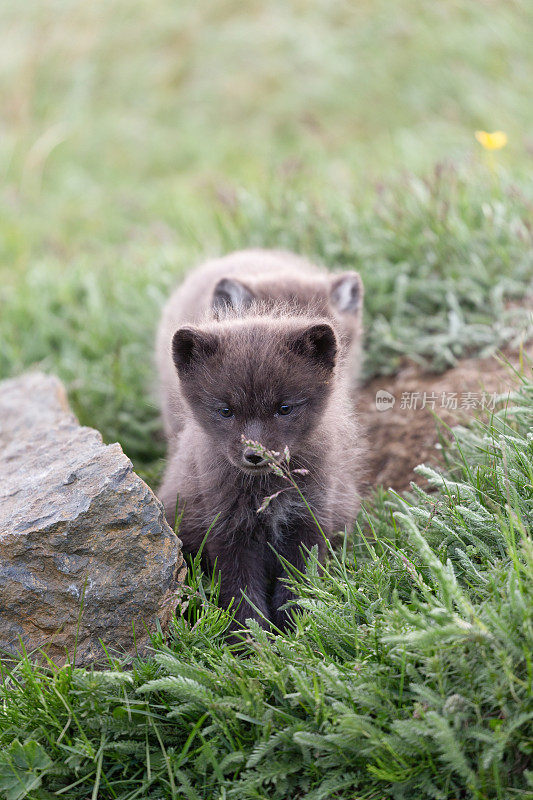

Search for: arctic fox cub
xmin=156 ymin=249 xmax=363 ymax=629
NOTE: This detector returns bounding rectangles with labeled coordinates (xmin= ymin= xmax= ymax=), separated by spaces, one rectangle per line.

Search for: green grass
xmin=1 ymin=2 xmax=533 ymax=798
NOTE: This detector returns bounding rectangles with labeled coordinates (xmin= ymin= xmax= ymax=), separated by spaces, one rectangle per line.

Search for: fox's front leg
xmin=269 ymin=523 xmax=327 ymax=631
xmin=206 ymin=538 xmax=270 ymax=630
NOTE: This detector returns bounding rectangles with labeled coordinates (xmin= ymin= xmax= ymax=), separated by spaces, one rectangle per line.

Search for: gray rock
xmin=0 ymin=372 xmax=185 ymax=665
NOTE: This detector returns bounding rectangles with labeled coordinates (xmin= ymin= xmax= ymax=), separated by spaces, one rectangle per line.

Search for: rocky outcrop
xmin=0 ymin=372 xmax=185 ymax=665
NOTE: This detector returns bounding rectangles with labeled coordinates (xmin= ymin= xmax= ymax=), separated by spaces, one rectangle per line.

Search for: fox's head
xmin=171 ymin=318 xmax=337 ymax=474
xmin=211 ymin=270 xmax=364 ymax=345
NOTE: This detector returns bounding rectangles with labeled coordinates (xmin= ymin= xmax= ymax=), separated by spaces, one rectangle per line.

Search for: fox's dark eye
xmin=218 ymin=407 xmax=233 ymax=418
xmin=277 ymin=404 xmax=294 ymax=416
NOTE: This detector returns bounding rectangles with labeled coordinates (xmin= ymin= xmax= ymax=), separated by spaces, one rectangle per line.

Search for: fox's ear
xmin=213 ymin=278 xmax=255 ymax=313
xmin=330 ymin=271 xmax=363 ymax=314
xmin=172 ymin=327 xmax=219 ymax=374
xmin=287 ymin=323 xmax=337 ymax=370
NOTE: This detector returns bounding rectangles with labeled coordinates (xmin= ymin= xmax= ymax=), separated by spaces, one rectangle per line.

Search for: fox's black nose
xmin=243 ymin=448 xmax=266 ymax=467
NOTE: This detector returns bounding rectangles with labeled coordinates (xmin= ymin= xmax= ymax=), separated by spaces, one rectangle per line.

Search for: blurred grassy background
xmin=1 ymin=0 xmax=532 ymax=260
xmin=1 ymin=0 xmax=532 ymax=481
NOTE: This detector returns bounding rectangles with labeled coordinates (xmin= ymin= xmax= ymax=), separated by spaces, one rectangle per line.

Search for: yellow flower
xmin=475 ymin=130 xmax=508 ymax=150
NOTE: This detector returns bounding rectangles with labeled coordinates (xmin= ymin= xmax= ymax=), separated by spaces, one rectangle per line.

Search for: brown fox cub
xmin=157 ymin=249 xmax=363 ymax=630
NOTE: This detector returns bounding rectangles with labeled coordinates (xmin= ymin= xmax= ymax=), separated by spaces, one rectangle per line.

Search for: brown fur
xmin=156 ymin=249 xmax=363 ymax=630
